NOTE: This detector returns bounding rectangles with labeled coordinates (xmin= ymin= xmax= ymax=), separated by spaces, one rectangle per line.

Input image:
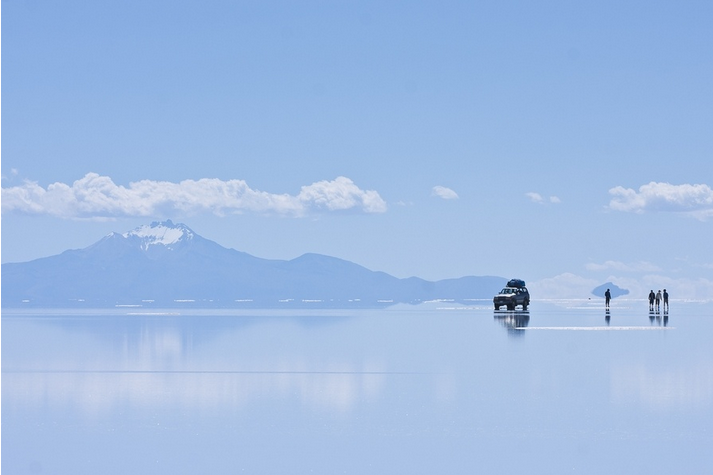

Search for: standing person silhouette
xmin=663 ymin=289 xmax=669 ymax=312
xmin=656 ymin=290 xmax=662 ymax=312
xmin=648 ymin=290 xmax=655 ymax=311
xmin=605 ymin=288 xmax=611 ymax=309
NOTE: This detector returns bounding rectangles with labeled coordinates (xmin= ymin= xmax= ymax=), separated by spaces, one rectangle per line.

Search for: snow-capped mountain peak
xmin=122 ymin=220 xmax=194 ymax=250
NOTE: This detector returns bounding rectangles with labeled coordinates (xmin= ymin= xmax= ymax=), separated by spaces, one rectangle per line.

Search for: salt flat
xmin=2 ymin=300 xmax=712 ymax=474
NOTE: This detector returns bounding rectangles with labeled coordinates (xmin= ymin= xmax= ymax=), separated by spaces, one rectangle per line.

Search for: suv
xmin=493 ymin=279 xmax=530 ymax=310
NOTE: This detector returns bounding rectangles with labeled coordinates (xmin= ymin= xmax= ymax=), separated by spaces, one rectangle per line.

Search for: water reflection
xmin=611 ymin=360 xmax=713 ymax=409
xmin=649 ymin=309 xmax=671 ymax=327
xmin=3 ymin=304 xmax=713 ymax=475
xmin=1 ymin=315 xmax=391 ymax=416
xmin=3 ymin=369 xmax=388 ymax=416
xmin=493 ymin=310 xmax=529 ymax=335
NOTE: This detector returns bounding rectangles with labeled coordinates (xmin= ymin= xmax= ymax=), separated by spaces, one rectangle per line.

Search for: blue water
xmin=3 ymin=300 xmax=712 ymax=474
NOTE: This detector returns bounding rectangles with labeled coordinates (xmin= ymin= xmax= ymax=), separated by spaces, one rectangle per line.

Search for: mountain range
xmin=2 ymin=220 xmax=506 ymax=308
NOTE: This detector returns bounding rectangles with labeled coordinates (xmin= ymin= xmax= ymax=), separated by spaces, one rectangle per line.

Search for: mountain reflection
xmin=3 ymin=368 xmax=387 ymax=415
xmin=2 ymin=314 xmax=388 ymax=415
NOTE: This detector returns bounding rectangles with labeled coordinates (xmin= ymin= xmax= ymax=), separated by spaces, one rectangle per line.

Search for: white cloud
xmin=1 ymin=168 xmax=20 ymax=182
xmin=0 ymin=173 xmax=387 ymax=219
xmin=432 ymin=186 xmax=459 ymax=200
xmin=586 ymin=260 xmax=662 ymax=273
xmin=528 ymin=273 xmax=600 ymax=299
xmin=525 ymin=192 xmax=544 ymax=203
xmin=609 ymin=182 xmax=713 ymax=220
xmin=298 ymin=176 xmax=387 ymax=213
xmin=526 ymin=192 xmax=561 ymax=204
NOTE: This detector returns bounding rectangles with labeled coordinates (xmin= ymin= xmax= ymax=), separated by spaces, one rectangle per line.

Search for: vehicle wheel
xmin=522 ymin=301 xmax=528 ymax=311
xmin=494 ymin=304 xmax=500 ymax=310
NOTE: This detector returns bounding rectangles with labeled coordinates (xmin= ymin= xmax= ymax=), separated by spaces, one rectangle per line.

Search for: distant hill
xmin=591 ymin=282 xmax=629 ymax=299
xmin=2 ymin=220 xmax=506 ymax=309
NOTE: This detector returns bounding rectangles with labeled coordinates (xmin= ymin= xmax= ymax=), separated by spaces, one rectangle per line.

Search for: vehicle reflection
xmin=493 ymin=310 xmax=529 ymax=336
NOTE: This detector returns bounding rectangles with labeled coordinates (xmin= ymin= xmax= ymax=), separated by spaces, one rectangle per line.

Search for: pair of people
xmin=648 ymin=289 xmax=669 ymax=311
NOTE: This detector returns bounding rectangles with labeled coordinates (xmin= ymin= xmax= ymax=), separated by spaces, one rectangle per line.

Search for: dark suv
xmin=493 ymin=279 xmax=530 ymax=310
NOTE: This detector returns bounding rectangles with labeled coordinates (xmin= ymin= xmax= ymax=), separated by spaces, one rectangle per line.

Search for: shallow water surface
xmin=3 ymin=300 xmax=712 ymax=474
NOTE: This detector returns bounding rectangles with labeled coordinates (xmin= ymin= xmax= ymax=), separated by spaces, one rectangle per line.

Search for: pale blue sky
xmin=3 ymin=0 xmax=713 ymax=298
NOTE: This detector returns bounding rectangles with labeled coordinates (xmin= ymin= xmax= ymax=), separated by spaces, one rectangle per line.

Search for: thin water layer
xmin=2 ymin=300 xmax=712 ymax=474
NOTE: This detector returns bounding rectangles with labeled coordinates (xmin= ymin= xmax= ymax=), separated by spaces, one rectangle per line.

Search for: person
xmin=663 ymin=289 xmax=669 ymax=311
xmin=605 ymin=288 xmax=611 ymax=309
xmin=648 ymin=290 xmax=655 ymax=311
xmin=656 ymin=290 xmax=662 ymax=312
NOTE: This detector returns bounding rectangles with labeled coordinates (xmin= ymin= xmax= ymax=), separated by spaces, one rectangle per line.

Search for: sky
xmin=2 ymin=0 xmax=713 ymax=299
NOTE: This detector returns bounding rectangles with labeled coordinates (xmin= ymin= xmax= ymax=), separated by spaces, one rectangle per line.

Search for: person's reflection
xmin=494 ymin=309 xmax=530 ymax=336
xmin=605 ymin=309 xmax=610 ymax=325
xmin=648 ymin=307 xmax=670 ymax=327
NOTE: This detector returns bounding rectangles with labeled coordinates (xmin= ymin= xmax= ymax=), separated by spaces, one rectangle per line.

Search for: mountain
xmin=2 ymin=220 xmax=506 ymax=308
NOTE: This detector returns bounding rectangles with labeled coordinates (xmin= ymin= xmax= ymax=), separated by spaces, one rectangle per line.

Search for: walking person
xmin=663 ymin=289 xmax=669 ymax=312
xmin=656 ymin=290 xmax=662 ymax=312
xmin=648 ymin=290 xmax=655 ymax=311
xmin=605 ymin=288 xmax=611 ymax=309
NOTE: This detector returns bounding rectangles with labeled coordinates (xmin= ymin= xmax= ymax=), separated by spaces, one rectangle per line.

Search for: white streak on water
xmin=518 ymin=326 xmax=675 ymax=331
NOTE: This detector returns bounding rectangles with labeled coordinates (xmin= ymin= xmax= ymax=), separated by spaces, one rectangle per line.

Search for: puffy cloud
xmin=298 ymin=176 xmax=387 ymax=213
xmin=431 ymin=186 xmax=459 ymax=200
xmin=1 ymin=173 xmax=387 ymax=219
xmin=609 ymin=182 xmax=713 ymax=220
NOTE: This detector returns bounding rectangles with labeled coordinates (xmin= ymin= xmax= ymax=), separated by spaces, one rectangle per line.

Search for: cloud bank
xmin=528 ymin=273 xmax=600 ymax=300
xmin=585 ymin=260 xmax=662 ymax=273
xmin=529 ymin=273 xmax=713 ymax=301
xmin=609 ymin=182 xmax=713 ymax=220
xmin=1 ymin=173 xmax=388 ymax=219
xmin=432 ymin=186 xmax=459 ymax=200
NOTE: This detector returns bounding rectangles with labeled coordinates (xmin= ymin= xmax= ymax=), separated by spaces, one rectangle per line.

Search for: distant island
xmin=591 ymin=282 xmax=629 ymax=299
xmin=2 ymin=220 xmax=507 ymax=309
